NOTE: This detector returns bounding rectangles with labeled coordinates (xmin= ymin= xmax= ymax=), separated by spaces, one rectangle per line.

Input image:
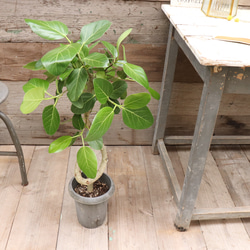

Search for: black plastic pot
xmin=68 ymin=173 xmax=115 ymax=228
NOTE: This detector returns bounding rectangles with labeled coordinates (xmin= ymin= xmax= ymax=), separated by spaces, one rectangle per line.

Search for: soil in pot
xmin=74 ymin=180 xmax=109 ymax=198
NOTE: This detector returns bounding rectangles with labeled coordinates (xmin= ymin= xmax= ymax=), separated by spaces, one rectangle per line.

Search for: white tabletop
xmin=162 ymin=4 xmax=250 ymax=67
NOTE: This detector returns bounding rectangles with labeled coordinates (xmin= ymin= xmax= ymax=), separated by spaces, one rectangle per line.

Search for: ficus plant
xmin=20 ymin=19 xmax=159 ymax=192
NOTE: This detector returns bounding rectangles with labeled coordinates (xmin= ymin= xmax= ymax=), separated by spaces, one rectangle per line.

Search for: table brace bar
xmin=164 ymin=135 xmax=250 ymax=145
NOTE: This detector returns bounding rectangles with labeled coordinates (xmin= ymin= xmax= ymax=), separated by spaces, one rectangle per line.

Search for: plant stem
xmin=87 ymin=183 xmax=94 ymax=192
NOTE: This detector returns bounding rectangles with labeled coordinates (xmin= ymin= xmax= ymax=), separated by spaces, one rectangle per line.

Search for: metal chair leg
xmin=0 ymin=111 xmax=28 ymax=186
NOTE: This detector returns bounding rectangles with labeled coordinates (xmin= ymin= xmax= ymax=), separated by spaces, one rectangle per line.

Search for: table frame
xmin=152 ymin=23 xmax=250 ymax=231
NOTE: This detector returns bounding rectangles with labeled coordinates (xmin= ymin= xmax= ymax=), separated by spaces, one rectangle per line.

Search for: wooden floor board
xmin=142 ymin=146 xmax=207 ymax=250
xmin=1 ymin=145 xmax=250 ymax=249
xmin=107 ymin=146 xmax=158 ymax=250
xmin=0 ymin=146 xmax=34 ymax=250
xmin=177 ymin=146 xmax=250 ymax=249
xmin=5 ymin=146 xmax=69 ymax=250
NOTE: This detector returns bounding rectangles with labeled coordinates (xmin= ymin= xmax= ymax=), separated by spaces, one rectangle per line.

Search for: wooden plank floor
xmin=1 ymin=145 xmax=250 ymax=250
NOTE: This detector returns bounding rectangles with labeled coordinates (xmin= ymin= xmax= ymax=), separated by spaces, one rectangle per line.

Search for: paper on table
xmin=214 ymin=22 xmax=250 ymax=45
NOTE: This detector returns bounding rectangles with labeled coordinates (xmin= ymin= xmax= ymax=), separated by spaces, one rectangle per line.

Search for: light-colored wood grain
xmin=4 ymin=80 xmax=250 ymax=145
xmin=107 ymin=146 xmax=158 ymax=250
xmin=177 ymin=146 xmax=250 ymax=249
xmin=162 ymin=5 xmax=250 ymax=67
xmin=142 ymin=146 xmax=207 ymax=250
xmin=0 ymin=0 xmax=168 ymax=44
xmin=1 ymin=145 xmax=250 ymax=249
xmin=57 ymin=146 xmax=108 ymax=250
xmin=0 ymin=145 xmax=34 ymax=250
xmin=5 ymin=146 xmax=70 ymax=250
xmin=211 ymin=145 xmax=250 ymax=237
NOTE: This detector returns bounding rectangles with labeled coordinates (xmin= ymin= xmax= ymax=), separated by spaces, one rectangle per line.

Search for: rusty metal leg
xmin=174 ymin=66 xmax=228 ymax=231
xmin=0 ymin=111 xmax=28 ymax=186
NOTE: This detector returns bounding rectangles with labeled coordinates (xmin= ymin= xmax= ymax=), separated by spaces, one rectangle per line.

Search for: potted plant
xmin=20 ymin=19 xmax=159 ymax=228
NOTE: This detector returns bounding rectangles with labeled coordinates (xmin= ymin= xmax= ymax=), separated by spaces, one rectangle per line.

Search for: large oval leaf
xmin=20 ymin=87 xmax=44 ymax=114
xmin=66 ymin=68 xmax=88 ymax=102
xmin=101 ymin=41 xmax=118 ymax=58
xmin=25 ymin=19 xmax=68 ymax=40
xmin=41 ymin=43 xmax=81 ymax=76
xmin=88 ymin=137 xmax=103 ymax=150
xmin=110 ymin=80 xmax=127 ymax=99
xmin=49 ymin=136 xmax=72 ymax=153
xmin=80 ymin=20 xmax=111 ymax=45
xmin=77 ymin=147 xmax=98 ymax=179
xmin=42 ymin=105 xmax=60 ymax=135
xmin=72 ymin=114 xmax=85 ymax=130
xmin=94 ymin=78 xmax=113 ymax=104
xmin=123 ymin=63 xmax=149 ymax=89
xmin=122 ymin=106 xmax=154 ymax=129
xmin=124 ymin=93 xmax=151 ymax=109
xmin=83 ymin=52 xmax=109 ymax=68
xmin=23 ymin=78 xmax=49 ymax=93
xmin=85 ymin=107 xmax=114 ymax=141
xmin=117 ymin=28 xmax=132 ymax=53
xmin=71 ymin=93 xmax=96 ymax=114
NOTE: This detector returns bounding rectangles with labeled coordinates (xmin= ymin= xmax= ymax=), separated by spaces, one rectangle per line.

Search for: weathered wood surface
xmin=2 ymin=145 xmax=250 ymax=249
xmin=172 ymin=145 xmax=250 ymax=248
xmin=2 ymin=80 xmax=250 ymax=145
xmin=1 ymin=0 xmax=250 ymax=145
xmin=162 ymin=5 xmax=250 ymax=67
xmin=0 ymin=43 xmax=201 ymax=83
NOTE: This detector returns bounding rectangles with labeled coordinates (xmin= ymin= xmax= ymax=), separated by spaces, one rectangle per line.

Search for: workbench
xmin=152 ymin=4 xmax=250 ymax=231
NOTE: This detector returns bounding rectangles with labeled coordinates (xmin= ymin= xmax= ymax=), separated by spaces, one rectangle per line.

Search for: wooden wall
xmin=0 ymin=0 xmax=250 ymax=146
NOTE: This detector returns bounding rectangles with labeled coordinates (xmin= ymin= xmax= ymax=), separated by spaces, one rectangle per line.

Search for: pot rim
xmin=68 ymin=173 xmax=115 ymax=205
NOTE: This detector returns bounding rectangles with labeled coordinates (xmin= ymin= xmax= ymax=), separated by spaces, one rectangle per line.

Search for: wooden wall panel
xmin=0 ymin=0 xmax=249 ymax=145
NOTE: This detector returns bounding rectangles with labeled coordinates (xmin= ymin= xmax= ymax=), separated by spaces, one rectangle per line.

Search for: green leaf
xmin=69 ymin=132 xmax=80 ymax=147
xmin=71 ymin=93 xmax=96 ymax=114
xmin=88 ymin=137 xmax=103 ymax=150
xmin=25 ymin=19 xmax=68 ymax=40
xmin=80 ymin=20 xmax=111 ymax=45
xmin=117 ymin=70 xmax=127 ymax=79
xmin=117 ymin=28 xmax=132 ymax=53
xmin=72 ymin=114 xmax=85 ymax=130
xmin=57 ymin=80 xmax=65 ymax=94
xmin=49 ymin=136 xmax=72 ymax=153
xmin=23 ymin=78 xmax=49 ymax=93
xmin=23 ymin=60 xmax=45 ymax=71
xmin=77 ymin=147 xmax=97 ymax=179
xmin=88 ymin=41 xmax=100 ymax=51
xmin=83 ymin=52 xmax=109 ymax=68
xmin=94 ymin=78 xmax=113 ymax=104
xmin=101 ymin=41 xmax=118 ymax=58
xmin=102 ymin=99 xmax=120 ymax=114
xmin=44 ymin=71 xmax=57 ymax=83
xmin=124 ymin=93 xmax=151 ymax=109
xmin=123 ymin=63 xmax=149 ymax=89
xmin=79 ymin=45 xmax=89 ymax=59
xmin=110 ymin=80 xmax=127 ymax=99
xmin=66 ymin=68 xmax=88 ymax=101
xmin=20 ymin=87 xmax=44 ymax=114
xmin=59 ymin=68 xmax=73 ymax=81
xmin=122 ymin=106 xmax=154 ymax=129
xmin=148 ymin=86 xmax=160 ymax=100
xmin=42 ymin=105 xmax=60 ymax=135
xmin=41 ymin=43 xmax=81 ymax=75
xmin=85 ymin=107 xmax=114 ymax=141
